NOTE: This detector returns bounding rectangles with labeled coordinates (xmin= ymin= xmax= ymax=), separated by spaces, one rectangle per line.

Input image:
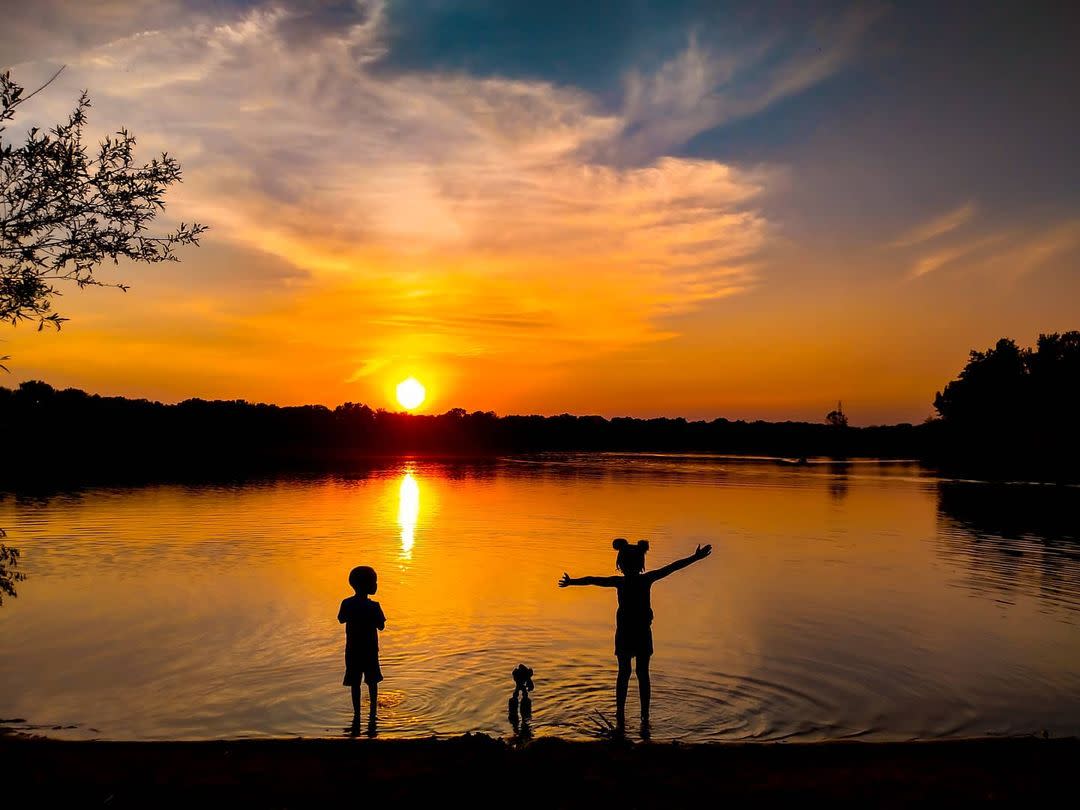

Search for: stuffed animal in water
xmin=508 ymin=663 xmax=535 ymax=721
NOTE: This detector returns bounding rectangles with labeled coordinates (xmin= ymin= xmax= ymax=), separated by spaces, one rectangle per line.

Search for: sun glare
xmin=396 ymin=377 xmax=426 ymax=410
xmin=398 ymin=471 xmax=419 ymax=558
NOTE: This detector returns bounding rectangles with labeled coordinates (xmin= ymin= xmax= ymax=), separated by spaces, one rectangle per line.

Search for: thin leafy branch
xmin=1 ymin=69 xmax=206 ymax=329
xmin=0 ymin=530 xmax=25 ymax=606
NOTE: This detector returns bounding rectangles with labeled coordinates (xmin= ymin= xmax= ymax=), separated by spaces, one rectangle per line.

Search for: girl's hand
xmin=694 ymin=544 xmax=713 ymax=560
xmin=559 ymin=572 xmax=572 ymax=587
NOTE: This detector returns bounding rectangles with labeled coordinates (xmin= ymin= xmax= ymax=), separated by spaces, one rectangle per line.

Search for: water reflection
xmin=398 ymin=471 xmax=420 ymax=559
xmin=3 ymin=458 xmax=1080 ymax=743
xmin=935 ymin=481 xmax=1080 ymax=616
xmin=0 ymin=536 xmax=26 ymax=607
xmin=826 ymin=464 xmax=849 ymax=502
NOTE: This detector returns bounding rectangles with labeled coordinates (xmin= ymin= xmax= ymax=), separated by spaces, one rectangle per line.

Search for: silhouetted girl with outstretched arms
xmin=559 ymin=539 xmax=712 ymax=729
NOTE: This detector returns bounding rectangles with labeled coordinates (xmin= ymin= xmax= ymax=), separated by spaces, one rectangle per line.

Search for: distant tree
xmin=1028 ymin=331 xmax=1080 ymax=425
xmin=825 ymin=401 xmax=848 ymax=428
xmin=1 ymin=69 xmax=205 ymax=330
xmin=932 ymin=333 xmax=1080 ymax=425
xmin=933 ymin=332 xmax=1080 ymax=472
xmin=933 ymin=338 xmax=1030 ymax=426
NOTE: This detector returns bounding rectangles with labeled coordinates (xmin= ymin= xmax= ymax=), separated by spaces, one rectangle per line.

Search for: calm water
xmin=2 ymin=455 xmax=1079 ymax=742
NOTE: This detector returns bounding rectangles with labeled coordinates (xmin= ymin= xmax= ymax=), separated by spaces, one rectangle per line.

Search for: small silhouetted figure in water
xmin=560 ymin=539 xmax=712 ymax=730
xmin=508 ymin=663 xmax=535 ymax=722
xmin=338 ymin=565 xmax=386 ymax=733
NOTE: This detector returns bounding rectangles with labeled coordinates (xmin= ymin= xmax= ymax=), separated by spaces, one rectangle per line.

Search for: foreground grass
xmin=1 ymin=734 xmax=1075 ymax=806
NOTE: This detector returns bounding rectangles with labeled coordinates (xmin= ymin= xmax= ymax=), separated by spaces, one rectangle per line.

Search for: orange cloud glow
xmin=3 ymin=1 xmax=1078 ymax=424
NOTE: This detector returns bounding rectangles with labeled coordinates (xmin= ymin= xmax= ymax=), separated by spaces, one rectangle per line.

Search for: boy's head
xmin=613 ymin=538 xmax=649 ymax=575
xmin=348 ymin=565 xmax=378 ymax=595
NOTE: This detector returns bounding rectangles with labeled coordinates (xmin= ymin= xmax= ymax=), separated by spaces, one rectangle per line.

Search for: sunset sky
xmin=3 ymin=1 xmax=1078 ymax=424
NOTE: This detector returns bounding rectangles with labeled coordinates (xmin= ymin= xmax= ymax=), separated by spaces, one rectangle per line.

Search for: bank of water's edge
xmin=2 ymin=732 xmax=1076 ymax=805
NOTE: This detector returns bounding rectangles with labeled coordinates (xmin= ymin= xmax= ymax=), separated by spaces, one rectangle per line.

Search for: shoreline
xmin=5 ymin=451 xmax=1078 ymax=492
xmin=3 ymin=733 xmax=1076 ymax=805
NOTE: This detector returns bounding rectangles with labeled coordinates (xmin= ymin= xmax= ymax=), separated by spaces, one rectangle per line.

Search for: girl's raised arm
xmin=559 ymin=573 xmax=620 ymax=588
xmin=649 ymin=544 xmax=712 ymax=581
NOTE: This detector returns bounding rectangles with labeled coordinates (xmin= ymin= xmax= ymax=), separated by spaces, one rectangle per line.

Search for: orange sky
xmin=3 ymin=1 xmax=1078 ymax=425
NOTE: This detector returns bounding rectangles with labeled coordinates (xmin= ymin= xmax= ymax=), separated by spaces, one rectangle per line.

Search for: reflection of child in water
xmin=559 ymin=539 xmax=712 ymax=729
xmin=338 ymin=566 xmax=386 ymax=729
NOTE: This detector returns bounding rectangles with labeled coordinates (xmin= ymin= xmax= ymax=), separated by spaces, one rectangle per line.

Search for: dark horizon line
xmin=4 ymin=377 xmax=1077 ymax=485
xmin=3 ymin=378 xmax=913 ymax=430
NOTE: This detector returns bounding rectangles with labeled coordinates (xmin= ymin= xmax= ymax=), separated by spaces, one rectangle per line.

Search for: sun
xmin=396 ymin=377 xmax=426 ymax=410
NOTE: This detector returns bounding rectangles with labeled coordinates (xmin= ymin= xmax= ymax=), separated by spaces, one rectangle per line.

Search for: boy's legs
xmin=367 ymin=680 xmax=378 ymax=724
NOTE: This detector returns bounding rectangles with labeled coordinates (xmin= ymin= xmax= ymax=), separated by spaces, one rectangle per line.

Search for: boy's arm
xmin=649 ymin=544 xmax=713 ymax=581
xmin=559 ymin=573 xmax=620 ymax=587
xmin=337 ymin=600 xmax=348 ymax=624
xmin=376 ymin=603 xmax=386 ymax=631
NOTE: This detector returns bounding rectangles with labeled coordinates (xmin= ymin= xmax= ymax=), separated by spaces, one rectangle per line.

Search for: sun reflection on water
xmin=5 ymin=459 xmax=1080 ymax=742
xmin=398 ymin=471 xmax=420 ymax=559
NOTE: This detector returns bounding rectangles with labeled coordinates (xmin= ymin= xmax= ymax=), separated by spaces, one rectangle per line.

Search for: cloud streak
xmin=905 ymin=219 xmax=1080 ymax=280
xmin=612 ymin=4 xmax=883 ymax=164
xmin=907 ymin=234 xmax=999 ymax=279
xmin=891 ymin=202 xmax=977 ymax=248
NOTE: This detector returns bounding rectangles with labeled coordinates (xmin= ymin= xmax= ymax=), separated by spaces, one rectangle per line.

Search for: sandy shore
xmin=2 ymin=733 xmax=1076 ymax=806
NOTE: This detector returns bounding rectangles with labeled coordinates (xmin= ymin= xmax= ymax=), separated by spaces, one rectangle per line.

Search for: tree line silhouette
xmin=0 ymin=379 xmax=921 ymax=484
xmin=1 ymin=332 xmax=1075 ymax=485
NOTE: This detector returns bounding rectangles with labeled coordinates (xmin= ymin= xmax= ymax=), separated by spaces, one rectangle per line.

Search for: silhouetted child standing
xmin=559 ymin=539 xmax=711 ymax=729
xmin=338 ymin=565 xmax=386 ymax=729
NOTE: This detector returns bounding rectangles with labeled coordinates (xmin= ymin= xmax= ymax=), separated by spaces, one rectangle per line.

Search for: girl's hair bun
xmin=612 ymin=538 xmax=629 ymax=550
xmin=637 ymin=540 xmax=650 ymax=551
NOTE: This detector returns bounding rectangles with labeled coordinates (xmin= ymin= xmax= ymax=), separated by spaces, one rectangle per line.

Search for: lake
xmin=2 ymin=455 xmax=1079 ymax=742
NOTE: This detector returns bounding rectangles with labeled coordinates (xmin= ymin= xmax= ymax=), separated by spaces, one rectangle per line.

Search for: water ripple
xmin=2 ymin=458 xmax=1079 ymax=741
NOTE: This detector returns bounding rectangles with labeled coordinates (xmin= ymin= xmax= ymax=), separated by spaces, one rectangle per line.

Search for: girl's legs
xmin=367 ymin=681 xmax=378 ymax=725
xmin=350 ymin=683 xmax=362 ymax=718
xmin=616 ymin=655 xmax=632 ymax=726
xmin=636 ymin=655 xmax=651 ymax=721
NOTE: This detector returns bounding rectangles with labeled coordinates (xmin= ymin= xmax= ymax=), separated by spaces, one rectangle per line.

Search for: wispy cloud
xmin=994 ymin=219 xmax=1080 ymax=278
xmin=612 ymin=4 xmax=884 ymax=163
xmin=907 ymin=234 xmax=1000 ymax=279
xmin=9 ymin=0 xmax=797 ymax=366
xmin=891 ymin=202 xmax=977 ymax=248
xmin=906 ymin=219 xmax=1080 ymax=280
xmin=345 ymin=357 xmax=390 ymax=382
